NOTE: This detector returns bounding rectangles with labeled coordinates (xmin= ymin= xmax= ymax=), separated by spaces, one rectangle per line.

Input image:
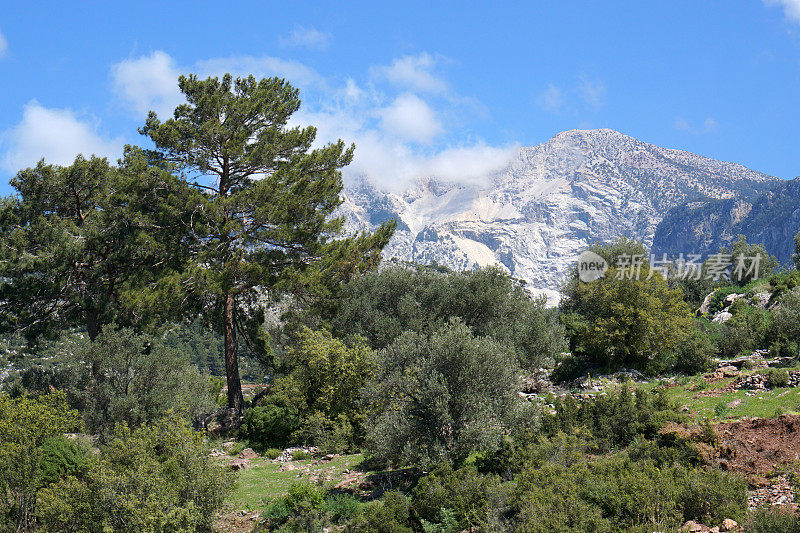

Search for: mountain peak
xmin=341 ymin=130 xmax=780 ymax=303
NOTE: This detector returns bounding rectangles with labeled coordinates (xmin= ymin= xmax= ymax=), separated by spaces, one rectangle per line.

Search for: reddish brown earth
xmin=713 ymin=415 xmax=800 ymax=510
xmin=714 ymin=415 xmax=800 ymax=479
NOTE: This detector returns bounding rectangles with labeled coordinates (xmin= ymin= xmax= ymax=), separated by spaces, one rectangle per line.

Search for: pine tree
xmin=0 ymin=148 xmax=197 ymax=342
xmin=141 ymin=74 xmax=393 ymax=410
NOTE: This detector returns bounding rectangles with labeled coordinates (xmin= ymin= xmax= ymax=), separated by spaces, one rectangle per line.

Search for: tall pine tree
xmin=141 ymin=74 xmax=393 ymax=411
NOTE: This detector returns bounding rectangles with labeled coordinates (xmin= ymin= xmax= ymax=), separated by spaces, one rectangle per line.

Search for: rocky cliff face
xmin=341 ymin=129 xmax=779 ymax=303
xmin=653 ymin=177 xmax=800 ymax=265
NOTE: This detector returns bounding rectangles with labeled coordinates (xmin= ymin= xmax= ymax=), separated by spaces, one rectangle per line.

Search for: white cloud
xmin=421 ymin=144 xmax=519 ymax=185
xmin=195 ymin=55 xmax=322 ymax=87
xmin=765 ymin=0 xmax=800 ymax=23
xmin=0 ymin=28 xmax=7 ymax=58
xmin=537 ymin=84 xmax=565 ymax=113
xmin=372 ymin=53 xmax=447 ymax=94
xmin=279 ymin=25 xmax=331 ymax=50
xmin=674 ymin=116 xmax=720 ymax=134
xmin=578 ymin=77 xmax=606 ymax=109
xmin=1 ymin=101 xmax=124 ymax=173
xmin=109 ymin=50 xmax=510 ymax=191
xmin=292 ymin=104 xmax=515 ymax=191
xmin=111 ymin=51 xmax=182 ymax=118
xmin=379 ymin=94 xmax=443 ymax=143
xmin=111 ymin=51 xmax=324 ymax=120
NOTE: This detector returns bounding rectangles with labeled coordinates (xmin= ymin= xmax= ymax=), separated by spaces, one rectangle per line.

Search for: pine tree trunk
xmin=224 ymin=293 xmax=244 ymax=411
xmin=86 ymin=308 xmax=100 ymax=341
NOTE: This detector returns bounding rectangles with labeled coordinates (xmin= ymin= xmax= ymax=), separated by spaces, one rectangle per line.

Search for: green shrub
xmin=346 ymin=491 xmax=413 ymax=533
xmin=38 ymin=435 xmax=91 ymax=486
xmin=512 ymin=455 xmax=747 ymax=531
xmin=560 ymin=239 xmax=694 ymax=372
xmin=746 ymin=507 xmax=800 ymax=532
xmin=0 ymin=392 xmax=82 ymax=531
xmin=64 ymin=328 xmax=214 ymax=438
xmin=719 ymin=306 xmax=773 ymax=358
xmin=239 ymin=401 xmax=300 ymax=449
xmin=364 ymin=322 xmax=521 ymax=467
xmin=411 ymin=465 xmax=507 ymax=531
xmin=295 ymin=412 xmax=355 ymax=454
xmin=228 ymin=442 xmax=245 ymax=456
xmin=292 ymin=450 xmax=311 ymax=461
xmin=708 ymin=286 xmax=742 ymax=315
xmin=541 ymin=385 xmax=682 ymax=452
xmin=264 ymin=448 xmax=282 ymax=460
xmin=320 ymin=493 xmax=361 ymax=523
xmin=550 ymin=354 xmax=587 ymax=384
xmin=267 ymin=328 xmax=376 ymax=451
xmin=767 ymin=369 xmax=790 ymax=388
xmin=674 ymin=320 xmax=719 ymax=375
xmin=420 ymin=507 xmax=459 ymax=533
xmin=36 ymin=416 xmax=232 ymax=533
xmin=714 ymin=401 xmax=729 ymax=418
xmin=258 ymin=483 xmax=325 ymax=530
xmin=769 ymin=339 xmax=799 ymax=359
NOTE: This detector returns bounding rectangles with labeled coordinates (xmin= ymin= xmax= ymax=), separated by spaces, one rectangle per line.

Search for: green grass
xmin=634 ymin=365 xmax=800 ymax=421
xmin=225 ymin=454 xmax=364 ymax=510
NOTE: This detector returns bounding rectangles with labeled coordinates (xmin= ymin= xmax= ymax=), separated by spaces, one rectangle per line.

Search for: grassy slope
xmin=636 ymin=365 xmax=800 ymax=421
xmin=226 ymin=454 xmax=364 ymax=510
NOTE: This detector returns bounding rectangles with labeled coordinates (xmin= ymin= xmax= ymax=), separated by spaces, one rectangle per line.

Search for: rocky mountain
xmin=340 ymin=129 xmax=780 ymax=303
xmin=653 ymin=177 xmax=800 ymax=265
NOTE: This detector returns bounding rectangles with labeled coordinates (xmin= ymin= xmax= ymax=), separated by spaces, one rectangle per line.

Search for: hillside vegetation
xmin=2 ymin=72 xmax=800 ymax=533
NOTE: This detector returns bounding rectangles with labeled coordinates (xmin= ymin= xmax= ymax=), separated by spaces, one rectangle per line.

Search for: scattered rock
xmin=226 ymin=458 xmax=251 ymax=471
xmin=721 ymin=518 xmax=738 ymax=531
xmin=723 ymin=293 xmax=745 ymax=306
xmin=275 ymin=447 xmax=318 ymax=462
xmin=712 ymin=311 xmax=733 ymax=324
xmin=751 ymin=292 xmax=771 ymax=310
xmin=239 ymin=448 xmax=260 ymax=460
xmin=698 ymin=292 xmax=715 ymax=316
xmin=682 ymin=519 xmax=706 ymax=532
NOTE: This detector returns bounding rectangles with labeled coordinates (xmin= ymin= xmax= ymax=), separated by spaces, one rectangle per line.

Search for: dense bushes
xmin=64 ymin=327 xmax=215 ymax=438
xmin=240 ymin=400 xmax=300 ymax=450
xmin=252 ymin=446 xmax=747 ymax=533
xmin=36 ymin=416 xmax=231 ymax=532
xmin=0 ymin=391 xmax=229 ymax=532
xmin=746 ymin=507 xmax=800 ymax=532
xmin=561 ymin=239 xmax=694 ymax=373
xmin=242 ymin=328 xmax=374 ymax=452
xmin=410 ymin=464 xmax=509 ymax=531
xmin=541 ymin=385 xmax=682 ymax=451
xmin=0 ymin=392 xmax=82 ymax=531
xmin=257 ymin=483 xmax=363 ymax=531
xmin=511 ymin=455 xmax=747 ymax=532
xmin=329 ymin=265 xmax=566 ymax=368
xmin=364 ymin=321 xmax=522 ymax=467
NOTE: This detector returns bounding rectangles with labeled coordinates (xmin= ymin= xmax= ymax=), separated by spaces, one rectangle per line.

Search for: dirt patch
xmin=214 ymin=509 xmax=260 ymax=533
xmin=713 ymin=415 xmax=800 ymax=479
xmin=710 ymin=415 xmax=800 ymax=510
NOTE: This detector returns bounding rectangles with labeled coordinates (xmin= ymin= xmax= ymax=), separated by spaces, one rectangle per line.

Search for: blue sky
xmin=1 ymin=1 xmax=800 ymax=194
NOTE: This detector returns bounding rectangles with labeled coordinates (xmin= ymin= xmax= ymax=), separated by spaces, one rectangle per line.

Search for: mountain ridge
xmin=341 ymin=128 xmax=781 ymax=302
